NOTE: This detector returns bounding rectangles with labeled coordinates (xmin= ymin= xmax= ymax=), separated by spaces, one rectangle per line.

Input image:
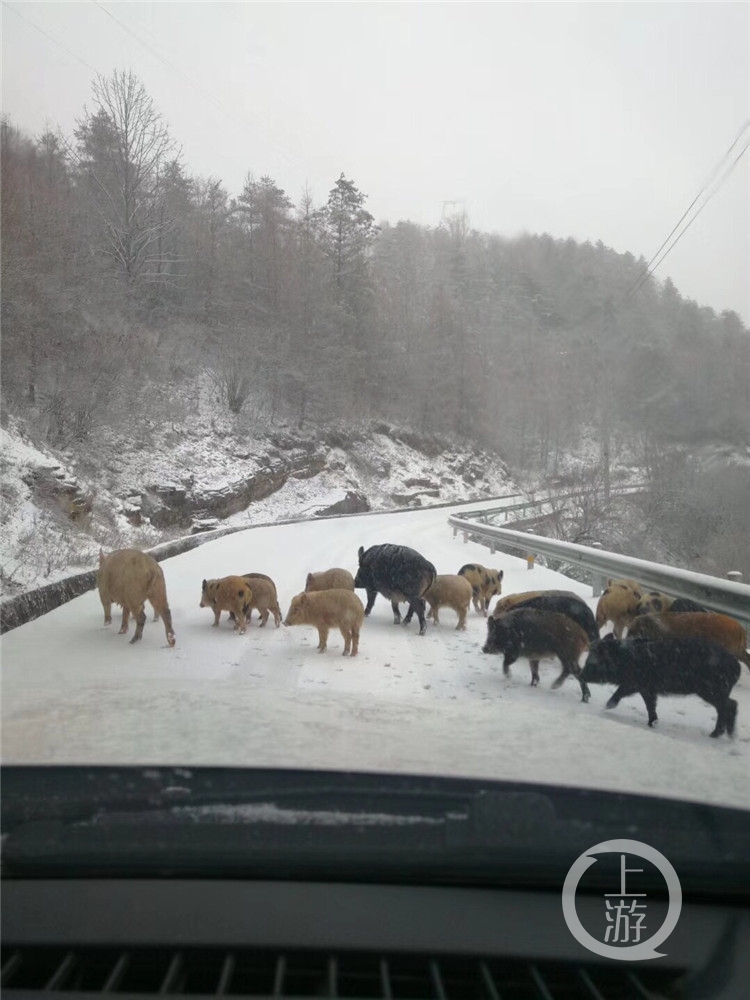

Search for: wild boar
xmin=458 ymin=563 xmax=504 ymax=616
xmin=596 ymin=585 xmax=642 ymax=638
xmin=634 ymin=592 xmax=673 ymax=616
xmin=628 ymin=612 xmax=750 ymax=670
xmin=493 ymin=589 xmax=598 ymax=642
xmin=582 ymin=634 xmax=740 ymax=737
xmin=284 ymin=589 xmax=365 ymax=656
xmin=607 ymin=578 xmax=643 ymax=595
xmin=305 ymin=568 xmax=356 ymax=592
xmin=200 ymin=576 xmax=252 ymax=634
xmin=669 ymin=598 xmax=709 ymax=613
xmin=354 ymin=543 xmax=436 ymax=635
xmin=97 ymin=548 xmax=175 ymax=647
xmin=424 ymin=574 xmax=473 ymax=630
xmin=482 ymin=608 xmax=591 ymax=701
xmin=241 ymin=572 xmax=282 ymax=627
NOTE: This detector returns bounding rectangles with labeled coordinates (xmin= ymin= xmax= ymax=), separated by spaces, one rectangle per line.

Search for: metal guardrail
xmin=447 ymin=517 xmax=750 ymax=630
xmin=462 ymin=484 xmax=646 ymax=524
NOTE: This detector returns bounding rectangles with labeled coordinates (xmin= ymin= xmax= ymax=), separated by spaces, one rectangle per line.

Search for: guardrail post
xmin=727 ymin=571 xmax=743 ymax=583
xmin=490 ymin=541 xmax=497 ymax=554
xmin=590 ymin=542 xmax=606 ymax=597
xmin=463 ymin=531 xmax=469 ymax=544
xmin=525 ymin=530 xmax=535 ymax=570
xmin=453 ymin=526 xmax=458 ymax=538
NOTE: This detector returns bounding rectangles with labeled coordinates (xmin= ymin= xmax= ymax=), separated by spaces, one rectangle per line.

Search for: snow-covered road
xmin=3 ymin=504 xmax=749 ymax=811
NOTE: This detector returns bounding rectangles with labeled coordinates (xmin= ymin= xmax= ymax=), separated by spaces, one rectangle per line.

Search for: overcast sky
xmin=3 ymin=1 xmax=749 ymax=320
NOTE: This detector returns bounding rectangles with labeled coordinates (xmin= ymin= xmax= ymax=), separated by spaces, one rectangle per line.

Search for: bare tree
xmin=75 ymin=70 xmax=178 ymax=286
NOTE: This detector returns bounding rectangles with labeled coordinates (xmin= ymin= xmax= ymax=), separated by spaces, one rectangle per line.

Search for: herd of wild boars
xmin=96 ymin=551 xmax=747 ymax=738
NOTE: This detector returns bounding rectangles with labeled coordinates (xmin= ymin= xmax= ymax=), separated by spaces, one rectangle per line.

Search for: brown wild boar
xmin=628 ymin=612 xmax=750 ymax=669
xmin=200 ymin=576 xmax=252 ymax=634
xmin=457 ymin=563 xmax=504 ymax=616
xmin=424 ymin=574 xmax=473 ymax=630
xmin=284 ymin=589 xmax=365 ymax=656
xmin=595 ymin=585 xmax=642 ymax=639
xmin=305 ymin=568 xmax=356 ymax=592
xmin=98 ymin=548 xmax=175 ymax=647
xmin=483 ymin=608 xmax=590 ymax=701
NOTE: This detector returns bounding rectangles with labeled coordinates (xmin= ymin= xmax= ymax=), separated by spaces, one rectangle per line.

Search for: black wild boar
xmin=354 ymin=543 xmax=436 ymax=635
xmin=668 ymin=598 xmax=709 ymax=614
xmin=493 ymin=590 xmax=598 ymax=642
xmin=482 ymin=608 xmax=591 ymax=701
xmin=581 ymin=634 xmax=740 ymax=737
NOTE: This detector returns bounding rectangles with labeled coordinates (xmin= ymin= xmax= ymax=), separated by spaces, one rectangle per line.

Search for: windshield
xmin=2 ymin=2 xmax=749 ymax=819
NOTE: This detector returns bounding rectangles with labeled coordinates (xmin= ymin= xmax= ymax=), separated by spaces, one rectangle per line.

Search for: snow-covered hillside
xmin=3 ymin=503 xmax=748 ymax=811
xmin=1 ymin=408 xmax=517 ymax=598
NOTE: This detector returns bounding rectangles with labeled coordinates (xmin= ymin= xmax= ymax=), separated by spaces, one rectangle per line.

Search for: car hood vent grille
xmin=1 ymin=947 xmax=683 ymax=999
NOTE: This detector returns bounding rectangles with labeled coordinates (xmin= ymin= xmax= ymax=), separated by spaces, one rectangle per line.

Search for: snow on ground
xmin=3 ymin=503 xmax=749 ymax=812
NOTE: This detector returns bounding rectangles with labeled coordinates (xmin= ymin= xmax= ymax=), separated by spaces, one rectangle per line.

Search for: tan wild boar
xmin=305 ymin=568 xmax=356 ymax=592
xmin=424 ymin=574 xmax=472 ymax=629
xmin=98 ymin=548 xmax=175 ymax=647
xmin=607 ymin=578 xmax=643 ymax=594
xmin=284 ymin=589 xmax=365 ymax=656
xmin=200 ymin=576 xmax=252 ymax=634
xmin=634 ymin=592 xmax=674 ymax=616
xmin=241 ymin=572 xmax=282 ymax=627
xmin=595 ymin=584 xmax=643 ymax=639
xmin=457 ymin=563 xmax=504 ymax=616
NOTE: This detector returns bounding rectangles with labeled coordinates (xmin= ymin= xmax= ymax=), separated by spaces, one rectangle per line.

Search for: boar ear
xmin=603 ymin=632 xmax=616 ymax=643
xmin=202 ymin=579 xmax=207 ymax=590
xmin=499 ymin=570 xmax=504 ymax=580
xmin=306 ymin=573 xmax=312 ymax=586
xmin=358 ymin=546 xmax=365 ymax=563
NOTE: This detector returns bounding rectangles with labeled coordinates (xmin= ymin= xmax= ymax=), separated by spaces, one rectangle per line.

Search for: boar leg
xmin=272 ymin=604 xmax=282 ymax=627
xmin=340 ymin=627 xmax=352 ymax=655
xmin=502 ymin=653 xmax=517 ymax=677
xmin=710 ymin=696 xmax=735 ymax=738
xmin=606 ymin=683 xmax=638 ymax=711
xmin=130 ymin=605 xmax=147 ymax=644
xmin=414 ymin=598 xmax=428 ymax=635
xmin=235 ymin=609 xmax=247 ymax=635
xmin=118 ymin=607 xmax=130 ymax=634
xmin=722 ymin=698 xmax=738 ymax=738
xmin=391 ymin=601 xmax=402 ymax=625
xmin=158 ymin=606 xmax=176 ymax=647
xmin=529 ymin=660 xmax=540 ymax=686
xmin=101 ymin=596 xmax=113 ymax=626
xmin=351 ymin=625 xmax=360 ymax=657
xmin=364 ymin=590 xmax=377 ymax=616
xmin=640 ymin=689 xmax=658 ymax=727
xmin=430 ymin=604 xmax=440 ymax=625
xmin=456 ymin=609 xmax=466 ymax=630
xmin=213 ymin=608 xmax=222 ymax=627
xmin=259 ymin=608 xmax=269 ymax=627
xmin=317 ymin=626 xmax=329 ymax=653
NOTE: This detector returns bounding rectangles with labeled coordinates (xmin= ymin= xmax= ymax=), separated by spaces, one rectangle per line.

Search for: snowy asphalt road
xmin=3 ymin=503 xmax=749 ymax=811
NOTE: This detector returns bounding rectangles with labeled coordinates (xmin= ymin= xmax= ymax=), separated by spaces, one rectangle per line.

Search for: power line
xmin=2 ymin=0 xmax=100 ymax=75
xmin=639 ymin=138 xmax=750 ymax=290
xmin=626 ymin=119 xmax=750 ymax=298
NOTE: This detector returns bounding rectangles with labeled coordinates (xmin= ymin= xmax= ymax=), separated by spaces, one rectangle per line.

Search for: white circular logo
xmin=562 ymin=839 xmax=682 ymax=961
